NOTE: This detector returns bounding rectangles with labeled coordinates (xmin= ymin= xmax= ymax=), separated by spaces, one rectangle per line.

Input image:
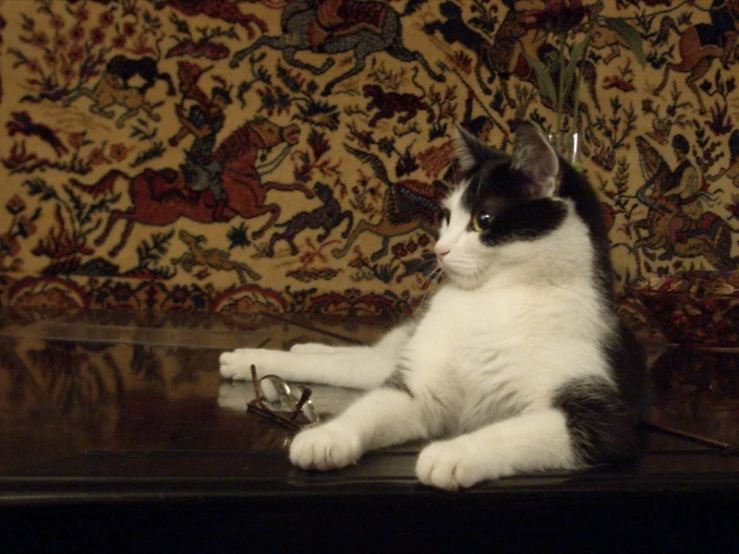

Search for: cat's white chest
xmin=434 ymin=282 xmax=537 ymax=344
xmin=424 ymin=284 xmax=541 ymax=427
xmin=420 ymin=279 xmax=606 ymax=432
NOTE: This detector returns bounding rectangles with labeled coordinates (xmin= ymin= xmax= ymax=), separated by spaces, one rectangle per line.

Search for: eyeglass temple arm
xmin=250 ymin=364 xmax=266 ymax=403
xmin=290 ymin=388 xmax=313 ymax=421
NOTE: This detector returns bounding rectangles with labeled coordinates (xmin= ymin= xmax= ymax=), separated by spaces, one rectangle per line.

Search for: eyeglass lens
xmin=258 ymin=375 xmax=319 ymax=423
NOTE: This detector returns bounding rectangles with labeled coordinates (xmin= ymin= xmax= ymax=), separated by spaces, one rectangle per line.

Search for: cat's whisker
xmin=421 ymin=264 xmax=442 ymax=285
xmin=415 ymin=265 xmax=444 ymax=308
xmin=419 ymin=265 xmax=443 ymax=291
xmin=414 ymin=256 xmax=441 ymax=286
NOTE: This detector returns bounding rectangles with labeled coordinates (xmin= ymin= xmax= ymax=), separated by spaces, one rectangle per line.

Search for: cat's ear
xmin=512 ymin=122 xmax=560 ymax=198
xmin=454 ymin=124 xmax=491 ymax=174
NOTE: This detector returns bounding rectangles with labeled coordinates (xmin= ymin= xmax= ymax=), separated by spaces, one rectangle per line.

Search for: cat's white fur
xmin=220 ymin=127 xmax=617 ymax=490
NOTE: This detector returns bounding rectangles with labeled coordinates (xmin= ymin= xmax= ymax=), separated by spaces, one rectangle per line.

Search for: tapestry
xmin=0 ymin=0 xmax=737 ymax=322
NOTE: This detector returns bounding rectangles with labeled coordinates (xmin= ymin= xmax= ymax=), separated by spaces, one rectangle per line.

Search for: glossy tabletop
xmin=1 ymin=308 xmax=738 ymax=551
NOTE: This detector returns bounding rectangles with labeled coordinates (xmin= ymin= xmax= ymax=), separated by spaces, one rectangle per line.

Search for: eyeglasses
xmin=247 ymin=364 xmax=320 ymax=431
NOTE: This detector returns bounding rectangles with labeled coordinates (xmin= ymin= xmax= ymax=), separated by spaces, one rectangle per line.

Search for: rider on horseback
xmin=663 ymin=134 xmax=718 ymax=250
xmin=174 ymin=86 xmax=232 ymax=221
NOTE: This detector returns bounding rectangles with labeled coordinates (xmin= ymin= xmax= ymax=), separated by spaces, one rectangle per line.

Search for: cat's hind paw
xmin=416 ymin=438 xmax=499 ymax=491
xmin=289 ymin=423 xmax=362 ymax=471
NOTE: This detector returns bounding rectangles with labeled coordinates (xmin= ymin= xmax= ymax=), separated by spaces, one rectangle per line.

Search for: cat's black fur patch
xmin=557 ymin=160 xmax=615 ymax=302
xmin=460 ymin=152 xmax=534 ymax=210
xmin=460 ymin=151 xmax=567 ymax=245
xmin=553 ymin=375 xmax=641 ymax=465
xmin=481 ymin=198 xmax=567 ymax=246
xmin=606 ymin=320 xmax=651 ymax=422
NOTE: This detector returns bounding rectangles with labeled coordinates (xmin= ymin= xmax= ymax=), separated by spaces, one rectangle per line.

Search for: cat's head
xmin=435 ymin=122 xmax=567 ymax=289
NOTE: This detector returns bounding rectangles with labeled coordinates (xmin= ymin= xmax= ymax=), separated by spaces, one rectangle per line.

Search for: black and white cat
xmin=220 ymin=122 xmax=649 ymax=490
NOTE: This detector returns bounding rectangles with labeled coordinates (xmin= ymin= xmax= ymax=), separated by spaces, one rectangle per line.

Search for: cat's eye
xmin=440 ymin=208 xmax=451 ymax=225
xmin=472 ymin=212 xmax=494 ymax=233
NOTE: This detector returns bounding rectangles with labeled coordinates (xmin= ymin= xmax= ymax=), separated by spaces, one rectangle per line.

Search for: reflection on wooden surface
xmin=0 ymin=309 xmax=374 ymax=472
xmin=650 ymin=347 xmax=739 ymax=447
xmin=1 ymin=308 xmax=737 ymax=478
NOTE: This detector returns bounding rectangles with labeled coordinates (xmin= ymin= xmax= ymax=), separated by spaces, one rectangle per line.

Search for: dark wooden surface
xmin=1 ymin=308 xmax=738 ymax=552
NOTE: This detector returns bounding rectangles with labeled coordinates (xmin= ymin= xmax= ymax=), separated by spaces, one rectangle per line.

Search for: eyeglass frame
xmin=246 ymin=364 xmax=320 ymax=431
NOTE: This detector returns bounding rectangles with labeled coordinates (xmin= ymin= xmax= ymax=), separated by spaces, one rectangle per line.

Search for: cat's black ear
xmin=454 ymin=124 xmax=491 ymax=174
xmin=512 ymin=122 xmax=560 ymax=198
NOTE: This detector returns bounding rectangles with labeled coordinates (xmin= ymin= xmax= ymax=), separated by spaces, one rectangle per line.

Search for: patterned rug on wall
xmin=0 ymin=0 xmax=737 ymax=324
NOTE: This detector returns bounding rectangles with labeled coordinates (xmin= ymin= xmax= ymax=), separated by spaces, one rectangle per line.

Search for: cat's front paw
xmin=219 ymin=348 xmax=265 ymax=380
xmin=289 ymin=423 xmax=362 ymax=471
xmin=416 ymin=438 xmax=498 ymax=491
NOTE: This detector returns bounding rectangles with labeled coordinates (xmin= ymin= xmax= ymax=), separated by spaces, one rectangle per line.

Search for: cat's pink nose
xmin=435 ymin=246 xmax=450 ymax=259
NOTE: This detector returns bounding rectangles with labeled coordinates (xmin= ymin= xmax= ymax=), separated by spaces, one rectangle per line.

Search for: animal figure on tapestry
xmin=424 ymin=2 xmax=499 ymax=96
xmin=653 ymin=2 xmax=739 ymax=114
xmin=425 ymin=0 xmax=599 ymax=118
xmin=172 ymin=230 xmax=261 ymax=283
xmin=166 ymin=38 xmax=231 ymax=61
xmin=589 ymin=24 xmax=632 ymax=65
xmin=220 ymin=122 xmax=649 ymax=491
xmin=331 ymin=144 xmax=447 ymax=261
xmin=427 ymin=0 xmax=545 ymax=106
xmin=152 ymin=0 xmax=268 ymax=39
xmin=229 ymin=0 xmax=445 ymax=96
xmin=70 ymin=118 xmax=309 ymax=257
xmin=63 ymin=55 xmax=176 ymax=128
xmin=632 ymin=136 xmax=739 ymax=272
xmin=6 ymin=111 xmax=68 ymax=157
xmin=363 ymin=84 xmax=434 ymax=128
xmin=267 ymin=182 xmax=353 ymax=257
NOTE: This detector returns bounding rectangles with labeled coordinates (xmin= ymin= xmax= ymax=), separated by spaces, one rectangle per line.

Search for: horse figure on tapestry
xmin=632 ymin=136 xmax=739 ymax=273
xmin=71 ymin=118 xmax=308 ymax=257
xmin=229 ymin=0 xmax=445 ymax=96
xmin=653 ymin=1 xmax=739 ymax=114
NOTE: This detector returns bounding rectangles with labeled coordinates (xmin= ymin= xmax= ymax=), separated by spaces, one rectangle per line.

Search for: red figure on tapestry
xmin=653 ymin=0 xmax=739 ymax=114
xmin=152 ymin=0 xmax=268 ymax=39
xmin=71 ymin=118 xmax=308 ymax=257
